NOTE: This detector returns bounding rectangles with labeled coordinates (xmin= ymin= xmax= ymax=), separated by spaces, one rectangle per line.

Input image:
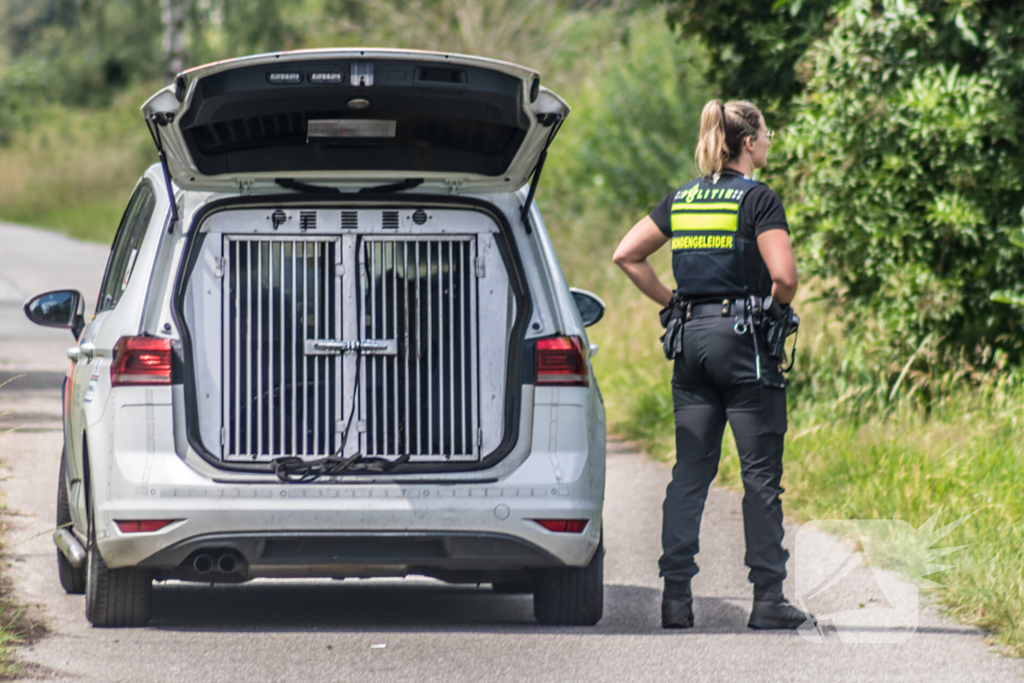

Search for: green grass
xmin=2 ymin=195 xmax=132 ymax=244
xmin=783 ymin=400 xmax=1024 ymax=655
xmin=0 ymin=82 xmax=166 ymax=244
xmin=0 ymin=597 xmax=34 ymax=678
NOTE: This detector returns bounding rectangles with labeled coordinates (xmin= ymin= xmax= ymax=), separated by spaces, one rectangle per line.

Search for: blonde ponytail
xmin=695 ymin=100 xmax=728 ymax=177
xmin=694 ymin=99 xmax=764 ymax=178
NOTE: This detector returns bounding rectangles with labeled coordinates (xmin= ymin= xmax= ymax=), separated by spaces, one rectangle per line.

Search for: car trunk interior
xmin=179 ymin=203 xmax=522 ymax=469
xmin=176 ymin=58 xmax=531 ymax=177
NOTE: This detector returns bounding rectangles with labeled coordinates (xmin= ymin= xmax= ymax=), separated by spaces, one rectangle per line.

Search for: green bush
xmin=775 ymin=0 xmax=1024 ymax=367
xmin=664 ymin=0 xmax=837 ymax=122
xmin=547 ymin=17 xmax=710 ymax=215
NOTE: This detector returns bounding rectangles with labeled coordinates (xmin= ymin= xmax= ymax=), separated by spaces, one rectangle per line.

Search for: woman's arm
xmin=756 ymin=228 xmax=798 ymax=304
xmin=612 ymin=216 xmax=673 ymax=307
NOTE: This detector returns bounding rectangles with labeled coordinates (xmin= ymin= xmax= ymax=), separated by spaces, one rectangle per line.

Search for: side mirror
xmin=570 ymin=288 xmax=606 ymax=327
xmin=24 ymin=289 xmax=85 ymax=339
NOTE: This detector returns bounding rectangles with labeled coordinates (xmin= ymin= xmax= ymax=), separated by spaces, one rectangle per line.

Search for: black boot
xmin=748 ymin=583 xmax=813 ymax=630
xmin=662 ymin=580 xmax=694 ymax=629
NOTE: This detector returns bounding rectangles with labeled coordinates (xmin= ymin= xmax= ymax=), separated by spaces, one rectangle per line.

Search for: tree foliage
xmin=775 ymin=0 xmax=1024 ymax=360
xmin=664 ymin=0 xmax=837 ymax=121
xmin=0 ymin=0 xmax=597 ymax=145
xmin=548 ymin=18 xmax=711 ymax=216
xmin=0 ymin=0 xmax=164 ymax=143
xmin=0 ymin=0 xmax=309 ymax=143
xmin=665 ymin=0 xmax=1024 ymax=359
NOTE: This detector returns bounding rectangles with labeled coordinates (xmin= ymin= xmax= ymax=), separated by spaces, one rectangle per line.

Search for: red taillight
xmin=110 ymin=337 xmax=172 ymax=386
xmin=536 ymin=336 xmax=589 ymax=386
xmin=535 ymin=519 xmax=588 ymax=533
xmin=115 ymin=520 xmax=173 ymax=533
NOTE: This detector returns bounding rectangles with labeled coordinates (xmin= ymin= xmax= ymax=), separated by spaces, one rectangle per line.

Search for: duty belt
xmin=663 ymin=294 xmax=799 ymax=379
xmin=661 ymin=295 xmax=760 ymax=361
xmin=684 ymin=297 xmax=760 ymax=321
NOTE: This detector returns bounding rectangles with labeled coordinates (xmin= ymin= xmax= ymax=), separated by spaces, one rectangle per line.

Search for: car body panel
xmin=66 ymin=173 xmax=175 ymax=530
xmin=89 ymin=384 xmax=601 ymax=570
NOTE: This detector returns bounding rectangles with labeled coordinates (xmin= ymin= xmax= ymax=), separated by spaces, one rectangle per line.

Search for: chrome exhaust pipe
xmin=53 ymin=528 xmax=86 ymax=569
xmin=217 ymin=554 xmax=237 ymax=574
xmin=193 ymin=553 xmax=214 ymax=574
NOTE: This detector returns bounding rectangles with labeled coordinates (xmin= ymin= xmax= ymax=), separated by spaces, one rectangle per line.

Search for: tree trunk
xmin=160 ymin=0 xmax=186 ymax=81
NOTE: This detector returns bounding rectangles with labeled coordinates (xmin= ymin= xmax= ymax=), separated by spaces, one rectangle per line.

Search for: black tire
xmin=84 ymin=517 xmax=152 ymax=627
xmin=492 ymin=581 xmax=535 ymax=594
xmin=56 ymin=446 xmax=85 ymax=594
xmin=533 ymin=540 xmax=604 ymax=626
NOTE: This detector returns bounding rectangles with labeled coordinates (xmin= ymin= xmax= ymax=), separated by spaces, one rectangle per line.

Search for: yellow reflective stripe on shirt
xmin=670 ymin=202 xmax=739 ymax=212
xmin=671 ymin=234 xmax=735 ymax=250
xmin=670 ymin=212 xmax=738 ymax=233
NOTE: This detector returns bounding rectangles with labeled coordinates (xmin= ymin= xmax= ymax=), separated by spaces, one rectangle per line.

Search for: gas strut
xmin=147 ymin=112 xmax=180 ymax=233
xmin=520 ymin=112 xmax=564 ymax=231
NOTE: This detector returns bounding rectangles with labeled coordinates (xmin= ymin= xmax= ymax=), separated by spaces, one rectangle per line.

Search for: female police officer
xmin=612 ymin=100 xmax=811 ymax=630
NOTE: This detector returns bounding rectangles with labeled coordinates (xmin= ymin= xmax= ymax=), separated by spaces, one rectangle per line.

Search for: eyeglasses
xmin=764 ymin=130 xmax=775 ymax=145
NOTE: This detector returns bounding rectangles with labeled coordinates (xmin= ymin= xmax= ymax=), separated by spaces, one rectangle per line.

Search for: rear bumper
xmin=90 ymin=385 xmax=606 ymax=575
xmin=138 ymin=530 xmax=565 ymax=580
xmin=95 ymin=481 xmax=602 ymax=573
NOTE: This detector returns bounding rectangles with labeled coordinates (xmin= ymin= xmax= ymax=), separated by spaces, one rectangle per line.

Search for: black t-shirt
xmin=649 ymin=171 xmax=790 ymax=239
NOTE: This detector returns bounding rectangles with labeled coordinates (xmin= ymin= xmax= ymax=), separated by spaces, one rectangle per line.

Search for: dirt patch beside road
xmin=0 ymin=387 xmax=54 ymax=677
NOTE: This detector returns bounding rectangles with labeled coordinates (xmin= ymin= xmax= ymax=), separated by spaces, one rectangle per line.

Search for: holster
xmin=659 ymin=290 xmax=687 ymax=360
xmin=760 ymin=296 xmax=799 ymax=362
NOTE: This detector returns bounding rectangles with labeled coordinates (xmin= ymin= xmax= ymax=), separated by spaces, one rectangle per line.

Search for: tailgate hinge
xmin=236 ymin=178 xmax=255 ymax=196
xmin=444 ymin=178 xmax=464 ymax=196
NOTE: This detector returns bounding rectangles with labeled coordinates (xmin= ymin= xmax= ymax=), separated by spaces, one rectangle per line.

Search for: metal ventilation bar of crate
xmin=222 ymin=236 xmax=342 ymax=460
xmin=220 ymin=233 xmax=480 ymax=464
xmin=359 ymin=236 xmax=480 ymax=462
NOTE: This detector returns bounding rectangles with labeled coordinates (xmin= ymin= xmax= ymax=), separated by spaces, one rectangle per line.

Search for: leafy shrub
xmin=546 ymin=14 xmax=711 ymax=217
xmin=664 ymin=0 xmax=837 ymax=122
xmin=775 ymin=0 xmax=1024 ymax=366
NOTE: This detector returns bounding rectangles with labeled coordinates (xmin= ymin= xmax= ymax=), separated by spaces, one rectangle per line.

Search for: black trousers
xmin=659 ymin=314 xmax=789 ymax=587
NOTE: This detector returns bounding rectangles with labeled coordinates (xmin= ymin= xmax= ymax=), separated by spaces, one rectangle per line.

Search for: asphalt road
xmin=1 ymin=221 xmax=1021 ymax=682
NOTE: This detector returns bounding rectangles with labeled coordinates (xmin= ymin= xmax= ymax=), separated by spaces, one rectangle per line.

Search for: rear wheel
xmin=56 ymin=446 xmax=85 ymax=594
xmin=533 ymin=539 xmax=604 ymax=626
xmin=84 ymin=515 xmax=152 ymax=627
